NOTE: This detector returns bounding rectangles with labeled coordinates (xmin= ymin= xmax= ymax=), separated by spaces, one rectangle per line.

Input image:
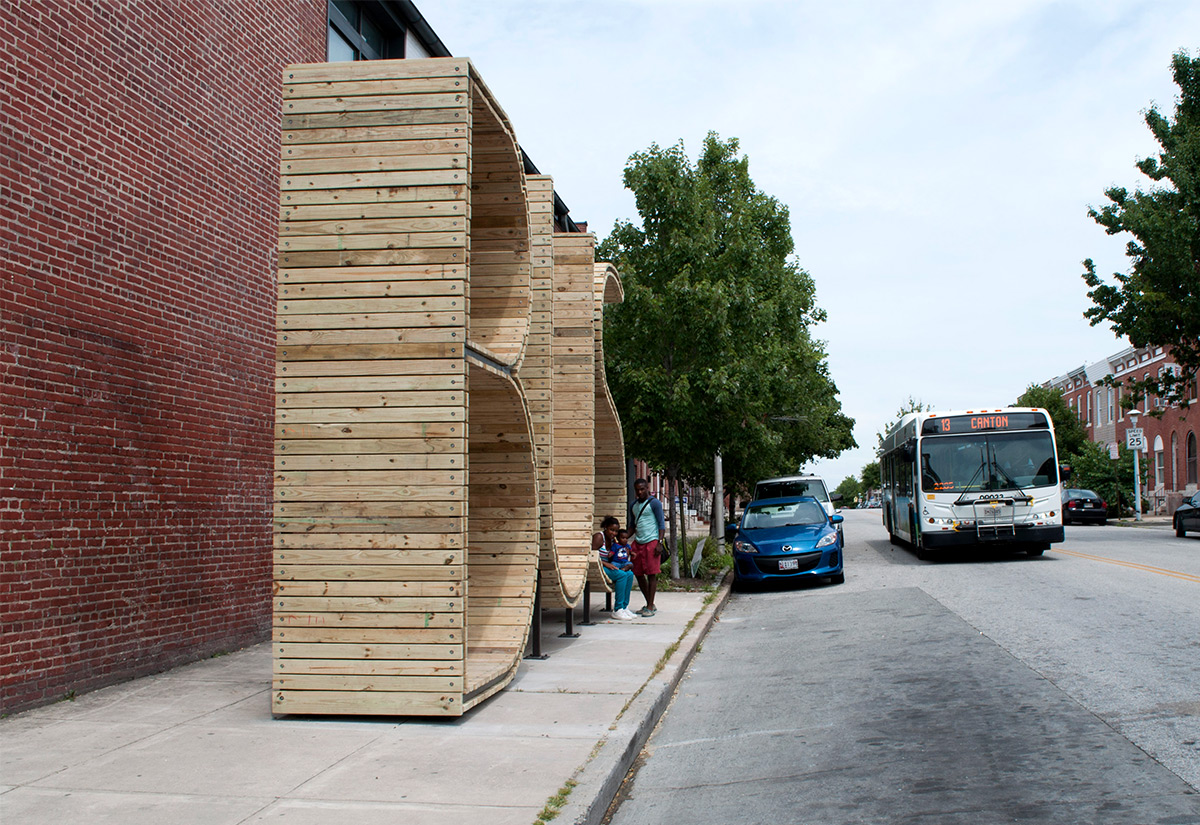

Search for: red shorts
xmin=631 ymin=539 xmax=661 ymax=576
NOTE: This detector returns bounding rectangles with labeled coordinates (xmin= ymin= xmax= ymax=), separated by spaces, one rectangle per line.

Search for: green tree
xmin=1013 ymin=384 xmax=1089 ymax=459
xmin=600 ymin=133 xmax=855 ymax=574
xmin=1067 ymin=442 xmax=1139 ymax=517
xmin=835 ymin=476 xmax=862 ymax=508
xmin=1082 ymin=50 xmax=1200 ymax=410
xmin=876 ymin=396 xmax=932 ymax=447
xmin=860 ymin=461 xmax=881 ymax=492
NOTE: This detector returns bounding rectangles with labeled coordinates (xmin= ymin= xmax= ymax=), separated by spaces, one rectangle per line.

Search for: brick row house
xmin=1046 ymin=345 xmax=1200 ymax=514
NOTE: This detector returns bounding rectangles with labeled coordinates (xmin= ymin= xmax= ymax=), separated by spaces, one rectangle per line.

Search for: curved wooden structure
xmin=589 ymin=263 xmax=626 ymax=593
xmin=273 ymin=58 xmax=619 ymax=716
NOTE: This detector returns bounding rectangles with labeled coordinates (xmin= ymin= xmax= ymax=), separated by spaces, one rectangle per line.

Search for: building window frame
xmin=328 ymin=1 xmax=406 ymax=61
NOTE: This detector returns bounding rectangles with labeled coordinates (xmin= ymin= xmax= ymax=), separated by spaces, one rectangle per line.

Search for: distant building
xmin=1045 ymin=345 xmax=1199 ymax=514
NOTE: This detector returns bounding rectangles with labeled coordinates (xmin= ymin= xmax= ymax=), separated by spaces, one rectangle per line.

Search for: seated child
xmin=611 ymin=529 xmax=634 ymax=571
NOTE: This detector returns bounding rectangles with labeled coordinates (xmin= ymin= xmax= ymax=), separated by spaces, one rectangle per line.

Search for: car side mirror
xmin=830 ymin=514 xmax=844 ymax=525
xmin=830 ymin=493 xmax=844 ymax=502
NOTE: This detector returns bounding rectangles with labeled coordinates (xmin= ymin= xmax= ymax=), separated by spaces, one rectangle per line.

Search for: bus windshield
xmin=920 ymin=431 xmax=1058 ymax=494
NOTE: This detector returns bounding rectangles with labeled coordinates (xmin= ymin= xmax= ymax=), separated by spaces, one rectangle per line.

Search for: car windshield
xmin=921 ymin=431 xmax=1058 ymax=494
xmin=755 ymin=480 xmax=828 ymax=501
xmin=743 ymin=500 xmax=828 ymax=529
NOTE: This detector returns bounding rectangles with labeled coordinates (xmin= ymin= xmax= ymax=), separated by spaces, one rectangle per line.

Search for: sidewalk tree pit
xmin=273 ymin=58 xmax=624 ymax=716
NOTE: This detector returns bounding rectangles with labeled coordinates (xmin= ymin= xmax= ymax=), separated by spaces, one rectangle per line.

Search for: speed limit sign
xmin=1126 ymin=427 xmax=1145 ymax=450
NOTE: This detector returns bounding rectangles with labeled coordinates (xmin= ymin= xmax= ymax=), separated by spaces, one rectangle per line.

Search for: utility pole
xmin=1128 ymin=410 xmax=1143 ymax=522
xmin=714 ymin=452 xmax=724 ymax=551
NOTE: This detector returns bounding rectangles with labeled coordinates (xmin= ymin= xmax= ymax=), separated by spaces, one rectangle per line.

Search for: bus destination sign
xmin=921 ymin=412 xmax=1049 ymax=436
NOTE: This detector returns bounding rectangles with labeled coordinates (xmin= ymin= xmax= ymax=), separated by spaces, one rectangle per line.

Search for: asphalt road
xmin=607 ymin=509 xmax=1200 ymax=824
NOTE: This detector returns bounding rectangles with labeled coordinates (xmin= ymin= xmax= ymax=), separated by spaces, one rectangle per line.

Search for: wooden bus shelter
xmin=272 ymin=58 xmax=623 ymax=716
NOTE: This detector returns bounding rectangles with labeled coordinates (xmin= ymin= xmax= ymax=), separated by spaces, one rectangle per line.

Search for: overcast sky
xmin=419 ymin=1 xmax=1197 ymax=489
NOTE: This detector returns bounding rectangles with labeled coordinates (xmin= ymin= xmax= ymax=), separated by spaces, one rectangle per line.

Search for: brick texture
xmin=1 ymin=0 xmax=325 ymax=713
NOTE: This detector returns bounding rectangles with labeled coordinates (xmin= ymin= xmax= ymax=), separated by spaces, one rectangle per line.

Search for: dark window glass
xmin=1188 ymin=432 xmax=1197 ymax=485
xmin=327 ymin=1 xmax=404 ymax=62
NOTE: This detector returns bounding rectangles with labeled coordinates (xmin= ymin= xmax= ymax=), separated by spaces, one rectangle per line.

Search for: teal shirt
xmin=630 ymin=496 xmax=665 ymax=543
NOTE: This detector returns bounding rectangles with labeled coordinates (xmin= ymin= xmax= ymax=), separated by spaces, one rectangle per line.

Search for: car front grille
xmin=755 ymin=552 xmax=822 ymax=575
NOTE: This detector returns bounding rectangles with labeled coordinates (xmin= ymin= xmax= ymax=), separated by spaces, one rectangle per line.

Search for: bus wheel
xmin=1026 ymin=542 xmax=1048 ymax=556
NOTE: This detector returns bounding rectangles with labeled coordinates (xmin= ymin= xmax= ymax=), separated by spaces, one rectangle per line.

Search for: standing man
xmin=628 ymin=477 xmax=666 ymax=617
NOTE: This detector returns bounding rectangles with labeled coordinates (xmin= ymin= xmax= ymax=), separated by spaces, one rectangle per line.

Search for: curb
xmin=560 ymin=572 xmax=734 ymax=825
xmin=1108 ymin=518 xmax=1173 ymax=530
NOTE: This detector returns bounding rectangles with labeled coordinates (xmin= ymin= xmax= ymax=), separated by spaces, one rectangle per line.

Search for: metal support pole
xmin=560 ymin=606 xmax=579 ymax=638
xmin=1130 ymin=411 xmax=1143 ymax=522
xmin=714 ymin=452 xmax=725 ymax=553
xmin=525 ymin=571 xmax=549 ymax=660
xmin=579 ymin=583 xmax=595 ymax=626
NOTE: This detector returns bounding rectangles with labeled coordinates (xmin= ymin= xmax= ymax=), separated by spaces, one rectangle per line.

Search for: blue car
xmin=731 ymin=496 xmax=845 ymax=587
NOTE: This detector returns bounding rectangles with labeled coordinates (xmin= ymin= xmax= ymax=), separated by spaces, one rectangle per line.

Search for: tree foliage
xmin=876 ymin=396 xmax=932 ymax=447
xmin=1066 ymin=442 xmax=1141 ymax=517
xmin=835 ymin=476 xmax=862 ymax=508
xmin=1082 ymin=50 xmax=1200 ymax=410
xmin=599 ymin=133 xmax=855 ymax=507
xmin=1013 ymin=384 xmax=1089 ymax=459
xmin=860 ymin=461 xmax=881 ymax=492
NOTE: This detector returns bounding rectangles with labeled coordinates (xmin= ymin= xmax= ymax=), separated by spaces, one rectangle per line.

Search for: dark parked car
xmin=1175 ymin=491 xmax=1200 ymax=537
xmin=1062 ymin=488 xmax=1108 ymax=525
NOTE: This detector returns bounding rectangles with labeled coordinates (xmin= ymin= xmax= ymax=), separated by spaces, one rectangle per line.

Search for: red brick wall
xmin=1 ymin=0 xmax=325 ymax=713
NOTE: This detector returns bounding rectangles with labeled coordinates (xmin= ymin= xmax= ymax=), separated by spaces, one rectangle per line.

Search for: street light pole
xmin=1128 ymin=409 xmax=1142 ymax=522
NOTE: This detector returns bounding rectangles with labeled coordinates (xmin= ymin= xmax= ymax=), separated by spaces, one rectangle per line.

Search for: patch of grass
xmin=534 ymin=778 xmax=577 ymax=824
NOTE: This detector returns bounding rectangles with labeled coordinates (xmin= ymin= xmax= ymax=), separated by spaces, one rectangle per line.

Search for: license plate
xmin=779 ymin=558 xmax=799 ymax=571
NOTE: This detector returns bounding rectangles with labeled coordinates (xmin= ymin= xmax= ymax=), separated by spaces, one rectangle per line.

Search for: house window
xmin=1154 ymin=436 xmax=1164 ymax=488
xmin=1172 ymin=433 xmax=1179 ymax=489
xmin=1107 ymin=387 xmax=1114 ymax=424
xmin=328 ymin=0 xmax=406 ymax=61
xmin=1188 ymin=432 xmax=1198 ymax=487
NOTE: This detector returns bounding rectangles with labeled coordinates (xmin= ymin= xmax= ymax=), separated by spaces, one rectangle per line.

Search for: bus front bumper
xmin=921 ymin=524 xmax=1064 ymax=549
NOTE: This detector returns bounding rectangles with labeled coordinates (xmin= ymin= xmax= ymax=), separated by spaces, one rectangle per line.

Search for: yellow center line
xmin=1052 ymin=548 xmax=1200 ymax=583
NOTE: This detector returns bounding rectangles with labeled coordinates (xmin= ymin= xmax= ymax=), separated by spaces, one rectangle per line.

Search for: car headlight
xmin=733 ymin=539 xmax=758 ymax=554
xmin=816 ymin=532 xmax=838 ymax=549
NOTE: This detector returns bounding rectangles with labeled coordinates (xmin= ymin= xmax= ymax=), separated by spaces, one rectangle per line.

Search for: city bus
xmin=879 ymin=408 xmax=1065 ymax=558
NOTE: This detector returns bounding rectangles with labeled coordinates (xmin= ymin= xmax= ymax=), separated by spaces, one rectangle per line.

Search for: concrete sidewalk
xmin=1 ymin=583 xmax=730 ymax=825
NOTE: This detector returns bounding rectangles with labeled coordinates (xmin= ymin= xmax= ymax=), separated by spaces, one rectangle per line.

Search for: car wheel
xmin=1178 ymin=519 xmax=1187 ymax=538
xmin=830 ymin=572 xmax=845 ymax=585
